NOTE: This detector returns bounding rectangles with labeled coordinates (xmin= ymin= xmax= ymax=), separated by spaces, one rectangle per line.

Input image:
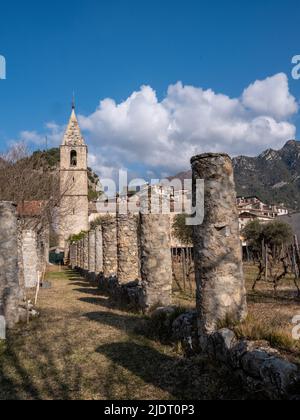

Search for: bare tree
xmin=0 ymin=143 xmax=72 ymax=234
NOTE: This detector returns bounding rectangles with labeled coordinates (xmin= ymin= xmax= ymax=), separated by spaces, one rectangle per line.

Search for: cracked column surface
xmin=117 ymin=213 xmax=140 ymax=284
xmin=191 ymin=153 xmax=247 ymax=335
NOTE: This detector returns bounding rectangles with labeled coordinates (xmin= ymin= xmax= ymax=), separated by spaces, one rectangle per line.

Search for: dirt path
xmin=0 ymin=268 xmax=249 ymax=400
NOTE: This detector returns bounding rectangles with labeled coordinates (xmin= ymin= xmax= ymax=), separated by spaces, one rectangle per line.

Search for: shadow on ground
xmin=0 ymin=269 xmax=263 ymax=400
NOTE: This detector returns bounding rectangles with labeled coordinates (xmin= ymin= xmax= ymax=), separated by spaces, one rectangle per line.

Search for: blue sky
xmin=1 ymin=0 xmax=300 ymax=178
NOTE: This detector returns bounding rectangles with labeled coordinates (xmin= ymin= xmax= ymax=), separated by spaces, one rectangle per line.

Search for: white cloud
xmin=242 ymin=73 xmax=298 ymax=120
xmin=13 ymin=73 xmax=298 ymax=180
xmin=78 ymin=74 xmax=297 ymax=178
xmin=19 ymin=122 xmax=64 ymax=148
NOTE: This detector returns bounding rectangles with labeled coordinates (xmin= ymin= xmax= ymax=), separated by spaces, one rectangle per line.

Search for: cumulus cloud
xmin=78 ymin=73 xmax=297 ymax=178
xmin=242 ymin=73 xmax=298 ymax=119
xmin=18 ymin=122 xmax=64 ymax=148
xmin=13 ymin=73 xmax=298 ymax=180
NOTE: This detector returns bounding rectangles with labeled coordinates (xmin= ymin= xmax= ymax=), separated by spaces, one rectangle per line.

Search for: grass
xmin=0 ymin=266 xmax=251 ymax=400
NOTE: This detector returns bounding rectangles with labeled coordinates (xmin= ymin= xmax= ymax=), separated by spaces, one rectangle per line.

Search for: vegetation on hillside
xmin=0 ymin=145 xmax=102 ymax=205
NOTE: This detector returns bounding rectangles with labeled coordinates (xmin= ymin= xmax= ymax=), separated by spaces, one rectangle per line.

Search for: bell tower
xmin=59 ymin=103 xmax=89 ymax=250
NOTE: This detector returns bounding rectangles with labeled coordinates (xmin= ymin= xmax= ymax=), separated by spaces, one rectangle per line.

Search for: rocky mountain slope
xmin=170 ymin=140 xmax=300 ymax=210
xmin=233 ymin=140 xmax=300 ymax=210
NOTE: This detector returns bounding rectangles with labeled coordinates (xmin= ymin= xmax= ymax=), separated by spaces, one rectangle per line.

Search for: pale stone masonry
xmin=117 ymin=213 xmax=140 ymax=284
xmin=139 ymin=211 xmax=173 ymax=311
xmin=191 ymin=153 xmax=247 ymax=336
xmin=59 ymin=106 xmax=89 ymax=251
xmin=17 ymin=221 xmax=25 ymax=299
xmin=102 ymin=216 xmax=118 ymax=278
xmin=0 ymin=202 xmax=20 ymax=328
xmin=88 ymin=230 xmax=96 ymax=275
xmin=80 ymin=238 xmax=84 ymax=269
xmin=69 ymin=243 xmax=77 ymax=269
xmin=95 ymin=225 xmax=103 ymax=274
xmin=83 ymin=234 xmax=89 ymax=272
xmin=36 ymin=227 xmax=49 ymax=275
xmin=22 ymin=230 xmax=39 ymax=288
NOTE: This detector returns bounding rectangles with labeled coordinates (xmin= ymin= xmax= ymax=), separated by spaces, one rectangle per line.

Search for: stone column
xmin=88 ymin=230 xmax=96 ymax=276
xmin=41 ymin=226 xmax=50 ymax=265
xmin=17 ymin=222 xmax=25 ymax=300
xmin=36 ymin=230 xmax=47 ymax=274
xmin=83 ymin=234 xmax=89 ymax=273
xmin=80 ymin=239 xmax=84 ymax=269
xmin=117 ymin=213 xmax=140 ymax=284
xmin=102 ymin=216 xmax=118 ymax=278
xmin=76 ymin=242 xmax=80 ymax=268
xmin=0 ymin=202 xmax=20 ymax=328
xmin=95 ymin=225 xmax=103 ymax=275
xmin=22 ymin=229 xmax=39 ymax=288
xmin=139 ymin=212 xmax=173 ymax=311
xmin=191 ymin=153 xmax=247 ymax=336
xmin=69 ymin=243 xmax=77 ymax=269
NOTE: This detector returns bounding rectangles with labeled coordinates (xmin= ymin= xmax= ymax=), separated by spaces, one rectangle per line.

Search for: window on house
xmin=70 ymin=150 xmax=77 ymax=167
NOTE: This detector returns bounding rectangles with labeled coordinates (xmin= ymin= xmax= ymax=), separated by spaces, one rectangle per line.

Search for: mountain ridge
xmin=170 ymin=140 xmax=300 ymax=210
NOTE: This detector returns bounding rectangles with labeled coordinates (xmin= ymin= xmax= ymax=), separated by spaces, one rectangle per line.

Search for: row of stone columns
xmin=71 ymin=153 xmax=246 ymax=328
xmin=72 ymin=210 xmax=173 ymax=311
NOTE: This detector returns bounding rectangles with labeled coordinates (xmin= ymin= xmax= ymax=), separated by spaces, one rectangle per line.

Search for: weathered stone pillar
xmin=17 ymin=222 xmax=25 ymax=299
xmin=88 ymin=230 xmax=96 ymax=276
xmin=139 ymin=212 xmax=173 ymax=311
xmin=95 ymin=225 xmax=103 ymax=274
xmin=102 ymin=216 xmax=118 ymax=278
xmin=41 ymin=226 xmax=49 ymax=265
xmin=76 ymin=242 xmax=80 ymax=268
xmin=191 ymin=153 xmax=247 ymax=336
xmin=22 ymin=230 xmax=39 ymax=288
xmin=80 ymin=239 xmax=84 ymax=269
xmin=0 ymin=202 xmax=20 ymax=328
xmin=36 ymin=230 xmax=47 ymax=274
xmin=83 ymin=234 xmax=89 ymax=273
xmin=69 ymin=243 xmax=77 ymax=269
xmin=117 ymin=213 xmax=140 ymax=284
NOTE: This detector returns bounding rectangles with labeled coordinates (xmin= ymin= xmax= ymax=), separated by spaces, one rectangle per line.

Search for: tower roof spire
xmin=62 ymin=97 xmax=85 ymax=146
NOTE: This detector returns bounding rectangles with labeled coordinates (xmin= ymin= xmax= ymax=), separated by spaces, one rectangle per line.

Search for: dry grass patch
xmin=172 ymin=263 xmax=300 ymax=359
xmin=0 ymin=267 xmax=250 ymax=400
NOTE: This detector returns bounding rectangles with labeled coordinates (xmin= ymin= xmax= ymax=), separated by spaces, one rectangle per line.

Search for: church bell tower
xmin=59 ymin=103 xmax=89 ymax=250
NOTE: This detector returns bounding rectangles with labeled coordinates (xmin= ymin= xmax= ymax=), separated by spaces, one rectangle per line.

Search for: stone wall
xmin=0 ymin=202 xmax=20 ymax=328
xmin=149 ymin=308 xmax=300 ymax=400
xmin=117 ymin=213 xmax=140 ymax=284
xmin=191 ymin=153 xmax=247 ymax=336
